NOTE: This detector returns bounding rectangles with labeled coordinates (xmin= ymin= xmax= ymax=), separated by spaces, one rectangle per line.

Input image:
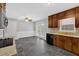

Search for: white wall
xmin=0 ymin=17 xmax=52 ymax=40
xmin=35 ymin=18 xmax=51 ymax=40
xmin=16 ymin=21 xmax=35 ymax=39
xmin=0 ymin=18 xmax=35 ymax=39
xmin=0 ymin=18 xmax=17 ymax=38
xmin=4 ymin=19 xmax=17 ymax=38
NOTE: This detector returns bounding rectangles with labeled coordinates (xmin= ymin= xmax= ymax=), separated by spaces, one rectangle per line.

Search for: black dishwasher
xmin=46 ymin=33 xmax=53 ymax=45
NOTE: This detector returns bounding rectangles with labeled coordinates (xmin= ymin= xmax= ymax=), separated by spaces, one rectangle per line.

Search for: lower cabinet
xmin=53 ymin=35 xmax=65 ymax=48
xmin=53 ymin=35 xmax=79 ymax=55
xmin=53 ymin=35 xmax=58 ymax=46
xmin=64 ymin=37 xmax=72 ymax=52
xmin=72 ymin=38 xmax=79 ymax=55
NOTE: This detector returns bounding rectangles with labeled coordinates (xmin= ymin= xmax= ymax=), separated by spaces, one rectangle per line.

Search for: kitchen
xmin=0 ymin=3 xmax=79 ymax=56
xmin=47 ymin=6 xmax=79 ymax=55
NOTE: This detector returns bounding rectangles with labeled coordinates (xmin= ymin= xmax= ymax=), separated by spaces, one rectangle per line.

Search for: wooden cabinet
xmin=52 ymin=14 xmax=58 ymax=28
xmin=65 ymin=8 xmax=75 ymax=18
xmin=53 ymin=35 xmax=57 ymax=46
xmin=48 ymin=14 xmax=58 ymax=28
xmin=48 ymin=6 xmax=79 ymax=28
xmin=75 ymin=6 xmax=79 ymax=28
xmin=56 ymin=35 xmax=64 ymax=48
xmin=53 ymin=35 xmax=79 ymax=55
xmin=58 ymin=12 xmax=65 ymax=20
xmin=72 ymin=37 xmax=79 ymax=55
xmin=53 ymin=35 xmax=65 ymax=48
xmin=64 ymin=37 xmax=72 ymax=52
xmin=48 ymin=16 xmax=53 ymax=28
xmin=53 ymin=35 xmax=59 ymax=46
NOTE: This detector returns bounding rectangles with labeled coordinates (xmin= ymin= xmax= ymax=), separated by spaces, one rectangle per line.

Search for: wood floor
xmin=15 ymin=36 xmax=75 ymax=56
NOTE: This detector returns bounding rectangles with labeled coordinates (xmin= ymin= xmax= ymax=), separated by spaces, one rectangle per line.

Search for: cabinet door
xmin=58 ymin=12 xmax=65 ymax=20
xmin=65 ymin=8 xmax=75 ymax=18
xmin=57 ymin=36 xmax=65 ymax=48
xmin=48 ymin=16 xmax=53 ymax=28
xmin=53 ymin=35 xmax=58 ymax=46
xmin=48 ymin=15 xmax=58 ymax=28
xmin=64 ymin=37 xmax=72 ymax=52
xmin=75 ymin=7 xmax=79 ymax=28
xmin=53 ymin=35 xmax=60 ymax=46
xmin=52 ymin=14 xmax=58 ymax=28
xmin=72 ymin=38 xmax=79 ymax=55
xmin=53 ymin=35 xmax=65 ymax=48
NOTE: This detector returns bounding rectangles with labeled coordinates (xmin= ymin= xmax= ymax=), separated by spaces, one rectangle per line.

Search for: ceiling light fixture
xmin=25 ymin=16 xmax=32 ymax=22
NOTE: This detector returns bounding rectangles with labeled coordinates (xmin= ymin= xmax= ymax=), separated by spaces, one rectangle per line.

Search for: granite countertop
xmin=47 ymin=32 xmax=79 ymax=38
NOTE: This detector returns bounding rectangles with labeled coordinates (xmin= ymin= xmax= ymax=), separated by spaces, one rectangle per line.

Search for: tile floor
xmin=15 ymin=36 xmax=75 ymax=56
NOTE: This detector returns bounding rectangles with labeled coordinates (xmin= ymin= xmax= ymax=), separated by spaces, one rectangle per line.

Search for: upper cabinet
xmin=48 ymin=14 xmax=58 ymax=28
xmin=58 ymin=12 xmax=65 ymax=20
xmin=65 ymin=8 xmax=75 ymax=18
xmin=75 ymin=6 xmax=79 ymax=28
xmin=48 ymin=6 xmax=79 ymax=28
xmin=48 ymin=15 xmax=53 ymax=28
xmin=52 ymin=14 xmax=58 ymax=28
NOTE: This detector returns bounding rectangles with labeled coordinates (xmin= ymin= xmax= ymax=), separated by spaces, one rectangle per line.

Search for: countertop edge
xmin=47 ymin=33 xmax=79 ymax=38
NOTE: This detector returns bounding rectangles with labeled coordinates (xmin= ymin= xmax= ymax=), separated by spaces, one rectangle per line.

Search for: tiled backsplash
xmin=51 ymin=28 xmax=79 ymax=34
xmin=51 ymin=28 xmax=59 ymax=33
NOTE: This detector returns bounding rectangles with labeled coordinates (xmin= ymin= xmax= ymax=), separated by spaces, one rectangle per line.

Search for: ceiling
xmin=6 ymin=3 xmax=79 ymax=22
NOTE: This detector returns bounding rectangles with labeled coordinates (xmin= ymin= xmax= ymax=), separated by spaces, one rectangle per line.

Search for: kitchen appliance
xmin=46 ymin=33 xmax=53 ymax=45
